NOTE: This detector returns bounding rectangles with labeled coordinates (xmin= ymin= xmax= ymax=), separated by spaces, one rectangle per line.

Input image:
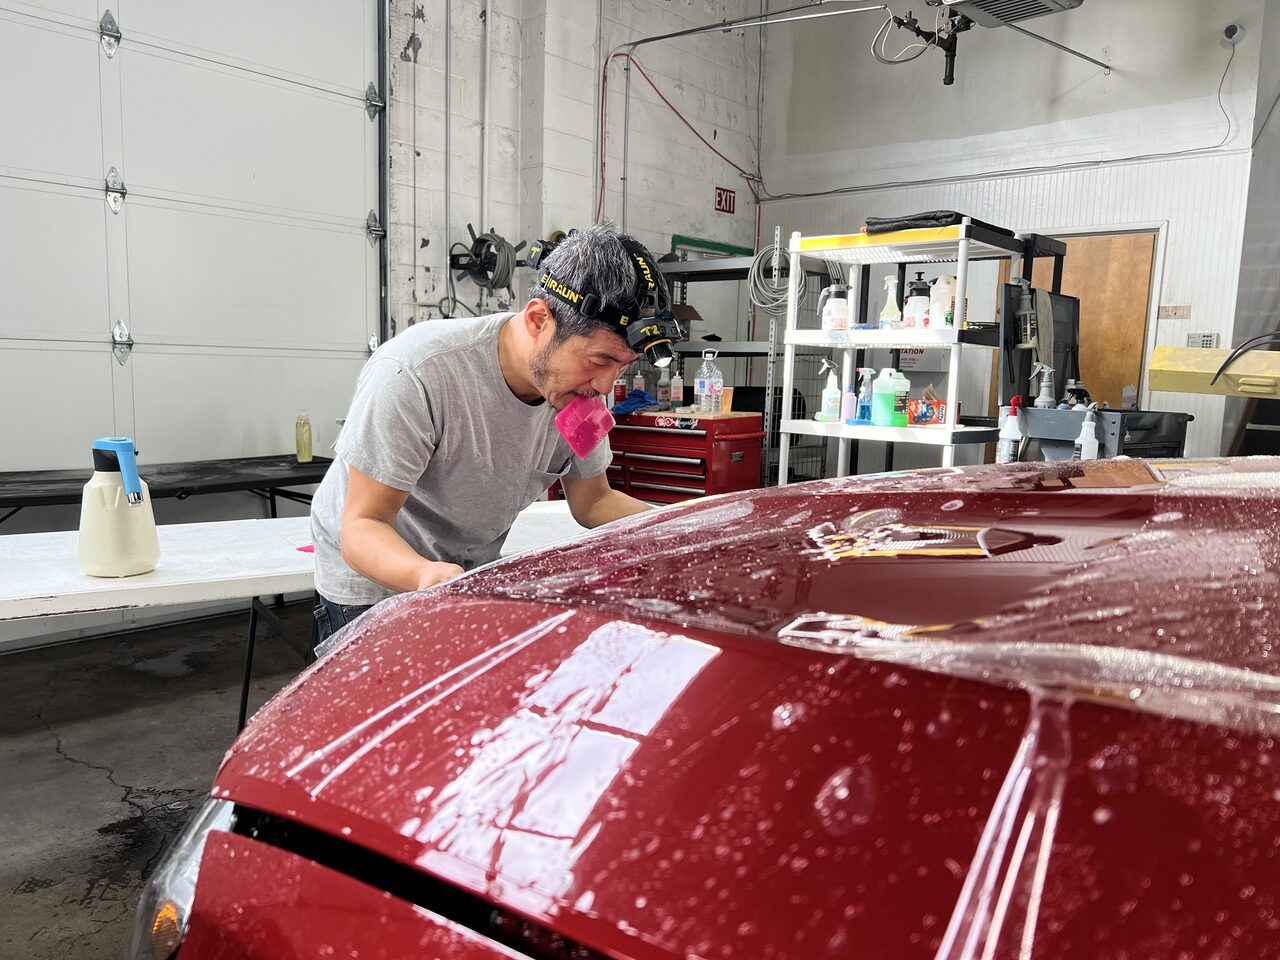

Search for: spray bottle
xmin=1031 ymin=361 xmax=1056 ymax=409
xmin=903 ymin=272 xmax=930 ymax=328
xmin=996 ymin=395 xmax=1025 ymax=464
xmin=840 ymin=378 xmax=858 ymax=424
xmin=1073 ymin=403 xmax=1100 ymax=460
xmin=817 ymin=358 xmax=841 ymax=421
xmin=817 ymin=283 xmax=850 ymax=333
xmin=854 ymin=367 xmax=875 ymax=423
xmin=878 ymin=276 xmax=901 ymax=330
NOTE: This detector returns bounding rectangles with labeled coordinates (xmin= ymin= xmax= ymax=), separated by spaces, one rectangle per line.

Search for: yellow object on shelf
xmin=1147 ymin=346 xmax=1280 ymax=398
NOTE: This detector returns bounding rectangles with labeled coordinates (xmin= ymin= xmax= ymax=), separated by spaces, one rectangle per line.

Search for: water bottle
xmin=695 ymin=350 xmax=722 ymax=414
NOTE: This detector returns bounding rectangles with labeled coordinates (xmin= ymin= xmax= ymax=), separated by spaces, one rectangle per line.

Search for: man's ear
xmin=524 ymin=299 xmax=554 ymax=340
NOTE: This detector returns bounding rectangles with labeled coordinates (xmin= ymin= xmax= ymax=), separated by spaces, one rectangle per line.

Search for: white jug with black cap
xmin=78 ymin=437 xmax=159 ymax=577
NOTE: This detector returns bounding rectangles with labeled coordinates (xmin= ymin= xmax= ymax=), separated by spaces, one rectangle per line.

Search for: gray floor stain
xmin=0 ymin=604 xmax=309 ymax=960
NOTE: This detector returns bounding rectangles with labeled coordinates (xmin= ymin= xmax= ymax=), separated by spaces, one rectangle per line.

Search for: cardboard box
xmin=907 ymin=399 xmax=947 ymax=425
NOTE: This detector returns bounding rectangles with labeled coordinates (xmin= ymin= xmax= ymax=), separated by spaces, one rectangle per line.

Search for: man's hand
xmin=416 ymin=560 xmax=465 ymax=591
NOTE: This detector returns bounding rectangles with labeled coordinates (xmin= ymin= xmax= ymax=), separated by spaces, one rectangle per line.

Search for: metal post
xmin=777 ymin=232 xmax=802 ymax=485
xmin=836 ymin=266 xmax=856 ymax=477
xmin=621 ymin=53 xmax=632 ymax=233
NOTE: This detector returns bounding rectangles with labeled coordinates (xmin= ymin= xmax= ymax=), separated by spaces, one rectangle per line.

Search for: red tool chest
xmin=604 ymin=411 xmax=764 ymax=504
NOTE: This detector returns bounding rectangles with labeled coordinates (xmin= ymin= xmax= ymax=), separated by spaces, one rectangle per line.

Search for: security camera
xmin=1222 ymin=22 xmax=1245 ymax=45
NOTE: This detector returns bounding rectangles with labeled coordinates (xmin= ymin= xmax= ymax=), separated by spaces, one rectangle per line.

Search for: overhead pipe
xmin=604 ymin=2 xmax=890 ymax=230
xmin=444 ymin=0 xmax=453 ymax=313
xmin=1005 ymin=21 xmax=1110 ymax=75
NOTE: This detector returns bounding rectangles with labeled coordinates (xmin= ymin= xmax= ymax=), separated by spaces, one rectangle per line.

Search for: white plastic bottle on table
xmin=656 ymin=367 xmax=671 ymax=410
xmin=695 ymin=349 xmax=722 ymax=414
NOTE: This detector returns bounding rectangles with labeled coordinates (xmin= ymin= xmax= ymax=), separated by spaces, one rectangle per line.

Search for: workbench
xmin=0 ymin=454 xmax=333 ymax=525
xmin=0 ymin=501 xmax=587 ymax=730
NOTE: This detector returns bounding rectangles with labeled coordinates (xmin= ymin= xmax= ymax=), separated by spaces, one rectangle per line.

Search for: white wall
xmin=1225 ymin=0 xmax=1280 ymax=447
xmin=761 ymin=0 xmax=1267 ymax=459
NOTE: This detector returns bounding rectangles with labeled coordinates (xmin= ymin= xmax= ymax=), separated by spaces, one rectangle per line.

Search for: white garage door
xmin=0 ymin=1 xmax=379 ymax=471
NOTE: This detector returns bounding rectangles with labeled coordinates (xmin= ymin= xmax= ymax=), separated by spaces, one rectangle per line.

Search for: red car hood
xmin=218 ymin=459 xmax=1280 ymax=958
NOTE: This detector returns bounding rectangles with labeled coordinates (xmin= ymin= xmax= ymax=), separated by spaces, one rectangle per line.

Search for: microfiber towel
xmin=611 ymin=390 xmax=657 ymax=415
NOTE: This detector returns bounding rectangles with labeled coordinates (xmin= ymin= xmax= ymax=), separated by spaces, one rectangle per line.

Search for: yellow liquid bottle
xmin=295 ymin=410 xmax=313 ymax=463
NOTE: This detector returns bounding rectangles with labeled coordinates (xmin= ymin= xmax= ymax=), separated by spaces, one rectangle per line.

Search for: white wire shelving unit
xmin=778 ymin=219 xmax=1029 ymax=479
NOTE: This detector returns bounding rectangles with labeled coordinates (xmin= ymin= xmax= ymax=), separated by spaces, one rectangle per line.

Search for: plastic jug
xmin=930 ymin=275 xmax=956 ymax=328
xmin=870 ymin=368 xmax=897 ymax=426
xmin=78 ymin=438 xmax=160 ymax=578
xmin=891 ymin=369 xmax=911 ymax=426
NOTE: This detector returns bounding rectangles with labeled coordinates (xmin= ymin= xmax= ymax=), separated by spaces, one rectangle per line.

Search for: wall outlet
xmin=1186 ymin=332 xmax=1220 ymax=349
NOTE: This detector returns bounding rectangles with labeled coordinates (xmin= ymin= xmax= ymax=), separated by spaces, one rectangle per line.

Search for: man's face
xmin=529 ymin=326 xmax=639 ymax=410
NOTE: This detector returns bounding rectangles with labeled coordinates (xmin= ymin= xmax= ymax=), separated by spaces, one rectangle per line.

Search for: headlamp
xmin=129 ymin=797 xmax=234 ymax=959
xmin=530 ymin=231 xmax=686 ymax=366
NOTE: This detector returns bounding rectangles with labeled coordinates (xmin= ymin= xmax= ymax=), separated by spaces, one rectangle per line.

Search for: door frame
xmin=1019 ymin=220 xmax=1169 ymax=410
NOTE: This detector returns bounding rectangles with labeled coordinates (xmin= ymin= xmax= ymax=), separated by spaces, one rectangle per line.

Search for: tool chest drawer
xmin=607 ymin=411 xmax=764 ymax=503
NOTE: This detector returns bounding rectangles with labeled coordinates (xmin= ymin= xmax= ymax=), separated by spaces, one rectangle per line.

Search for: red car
xmin=133 ymin=458 xmax=1280 ymax=960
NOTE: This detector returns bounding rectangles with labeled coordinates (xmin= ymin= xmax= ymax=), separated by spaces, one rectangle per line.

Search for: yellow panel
xmin=798 ymin=226 xmax=962 ymax=252
xmin=1148 ymin=345 xmax=1280 ymax=397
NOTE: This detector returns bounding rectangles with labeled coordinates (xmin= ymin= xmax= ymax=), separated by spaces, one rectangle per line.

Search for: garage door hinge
xmin=111 ymin=319 xmax=134 ymax=365
xmin=100 ymin=10 xmax=122 ymax=58
xmin=366 ymin=210 xmax=385 ymax=246
xmin=105 ymin=167 xmax=127 ymax=214
xmin=365 ymin=83 xmax=384 ymax=120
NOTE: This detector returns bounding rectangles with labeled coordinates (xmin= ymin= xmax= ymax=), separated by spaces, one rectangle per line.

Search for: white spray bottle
xmin=818 ymin=358 xmax=841 ymax=421
xmin=996 ymin=395 xmax=1025 ymax=464
xmin=1031 ymin=361 xmax=1056 ymax=409
xmin=1073 ymin=403 xmax=1100 ymax=460
xmin=878 ymin=276 xmax=901 ymax=329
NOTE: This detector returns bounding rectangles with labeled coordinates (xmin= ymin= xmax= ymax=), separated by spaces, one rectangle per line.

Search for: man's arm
xmin=560 ymin=472 xmax=652 ymax=528
xmin=340 ymin=465 xmax=464 ymax=592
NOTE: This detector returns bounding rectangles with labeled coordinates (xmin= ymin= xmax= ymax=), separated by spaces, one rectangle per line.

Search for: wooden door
xmin=1028 ymin=233 xmax=1156 ymax=409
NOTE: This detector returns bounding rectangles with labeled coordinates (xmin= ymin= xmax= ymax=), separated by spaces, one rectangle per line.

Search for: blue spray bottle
xmin=853 ymin=367 xmax=875 ymax=424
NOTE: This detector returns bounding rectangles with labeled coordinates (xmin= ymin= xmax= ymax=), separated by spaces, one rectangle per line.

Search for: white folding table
xmin=0 ymin=501 xmax=588 ymax=730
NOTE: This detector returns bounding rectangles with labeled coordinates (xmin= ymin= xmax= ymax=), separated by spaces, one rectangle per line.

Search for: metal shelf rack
xmin=659 ymin=256 xmax=832 ymax=486
xmin=778 ymin=219 xmax=1050 ymax=480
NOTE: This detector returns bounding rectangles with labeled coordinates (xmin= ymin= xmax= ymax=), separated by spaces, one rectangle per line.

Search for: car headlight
xmin=129 ymin=797 xmax=235 ymax=960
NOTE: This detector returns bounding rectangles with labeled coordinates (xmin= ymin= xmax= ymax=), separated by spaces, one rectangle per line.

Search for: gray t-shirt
xmin=310 ymin=313 xmax=611 ymax=604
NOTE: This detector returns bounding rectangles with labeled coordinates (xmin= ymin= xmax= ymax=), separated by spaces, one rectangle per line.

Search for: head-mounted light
xmin=530 ymin=231 xmax=686 ymax=366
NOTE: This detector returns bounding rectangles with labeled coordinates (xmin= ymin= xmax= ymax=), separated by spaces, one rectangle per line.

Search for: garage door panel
xmin=1 ymin=343 xmax=116 ymax=471
xmin=121 ymin=49 xmax=367 ymax=219
xmin=124 ymin=0 xmax=369 ymax=93
xmin=130 ymin=348 xmax=366 ymax=462
xmin=1 ymin=1 xmax=99 ymax=27
xmin=126 ymin=200 xmax=371 ymax=351
xmin=0 ymin=179 xmax=110 ymax=342
xmin=0 ymin=11 xmax=103 ymax=184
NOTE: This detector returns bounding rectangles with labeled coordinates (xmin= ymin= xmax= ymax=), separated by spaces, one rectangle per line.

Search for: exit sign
xmin=714 ymin=186 xmax=736 ymax=214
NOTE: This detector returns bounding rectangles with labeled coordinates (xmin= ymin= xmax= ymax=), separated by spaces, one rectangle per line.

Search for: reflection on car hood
xmin=218 ymin=458 xmax=1280 ymax=958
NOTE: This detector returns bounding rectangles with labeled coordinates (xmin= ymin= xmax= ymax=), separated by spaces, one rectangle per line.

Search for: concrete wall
xmin=760 ymin=0 xmax=1267 ymax=459
xmin=386 ymin=0 xmax=762 ymax=351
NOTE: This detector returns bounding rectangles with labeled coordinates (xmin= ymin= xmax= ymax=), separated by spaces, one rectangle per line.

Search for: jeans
xmin=312 ymin=593 xmax=374 ymax=649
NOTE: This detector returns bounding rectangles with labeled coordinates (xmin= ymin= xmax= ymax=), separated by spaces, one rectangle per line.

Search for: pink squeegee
xmin=554 ymin=394 xmax=615 ymax=458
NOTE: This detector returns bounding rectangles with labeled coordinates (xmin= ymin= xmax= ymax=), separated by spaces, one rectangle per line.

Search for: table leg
xmin=239 ymin=601 xmax=260 ymax=732
xmin=268 ymin=490 xmax=285 ymax=609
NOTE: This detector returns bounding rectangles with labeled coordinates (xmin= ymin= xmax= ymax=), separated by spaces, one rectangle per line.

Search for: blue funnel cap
xmin=92 ymin=437 xmax=143 ymax=505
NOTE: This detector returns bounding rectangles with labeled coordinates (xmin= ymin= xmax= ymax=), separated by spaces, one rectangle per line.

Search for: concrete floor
xmin=0 ymin=603 xmax=309 ymax=960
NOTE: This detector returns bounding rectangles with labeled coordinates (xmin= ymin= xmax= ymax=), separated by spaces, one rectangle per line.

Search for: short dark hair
xmin=530 ymin=219 xmax=669 ymax=346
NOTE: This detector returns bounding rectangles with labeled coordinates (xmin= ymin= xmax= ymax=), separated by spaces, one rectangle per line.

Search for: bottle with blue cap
xmin=78 ymin=437 xmax=160 ymax=577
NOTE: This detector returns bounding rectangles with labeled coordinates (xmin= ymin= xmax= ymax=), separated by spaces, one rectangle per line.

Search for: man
xmin=309 ymin=221 xmax=667 ymax=644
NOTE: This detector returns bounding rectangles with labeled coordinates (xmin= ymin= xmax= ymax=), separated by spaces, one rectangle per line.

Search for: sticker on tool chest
xmin=654 ymin=417 xmax=700 ymax=429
